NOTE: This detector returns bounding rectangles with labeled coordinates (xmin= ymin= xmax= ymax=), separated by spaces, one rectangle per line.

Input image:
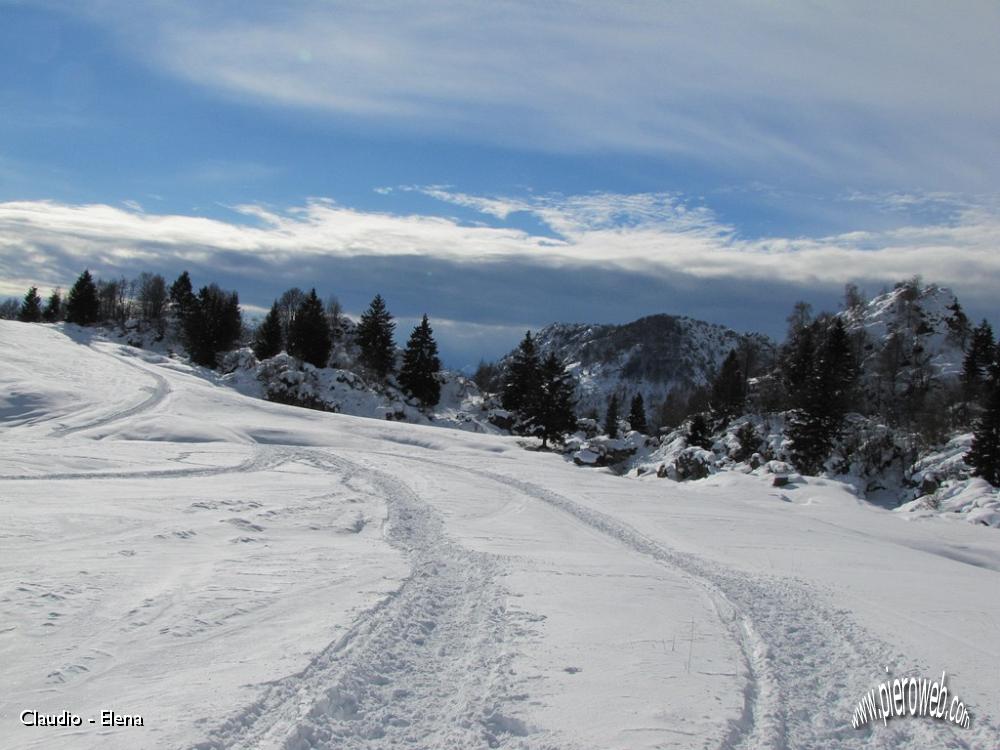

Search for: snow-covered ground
xmin=2 ymin=321 xmax=998 ymax=749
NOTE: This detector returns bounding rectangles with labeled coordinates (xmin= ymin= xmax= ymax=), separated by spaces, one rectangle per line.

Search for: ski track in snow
xmin=4 ymin=326 xmax=997 ymax=750
xmin=193 ymin=448 xmax=552 ymax=750
xmin=392 ymin=454 xmax=998 ymax=750
xmin=49 ymin=345 xmax=172 ymax=437
xmin=0 ymin=445 xmax=284 ymax=482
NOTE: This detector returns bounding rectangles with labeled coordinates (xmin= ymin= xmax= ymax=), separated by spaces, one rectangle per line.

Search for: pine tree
xmin=287 ymin=289 xmax=332 ymax=368
xmin=818 ymin=317 xmax=858 ymax=419
xmin=501 ymin=332 xmax=542 ymax=415
xmin=966 ymin=355 xmax=1000 ymax=486
xmin=65 ymin=270 xmax=100 ymax=325
xmin=687 ymin=413 xmax=711 ymax=449
xmin=42 ymin=289 xmax=62 ymax=322
xmin=356 ymin=294 xmax=396 ymax=380
xmin=183 ymin=285 xmax=242 ymax=367
xmin=17 ymin=286 xmax=42 ymax=322
xmin=962 ymin=320 xmax=996 ymax=404
xmin=531 ymin=352 xmax=577 ymax=448
xmin=711 ymin=349 xmax=744 ymax=419
xmin=782 ymin=322 xmax=818 ymax=410
xmin=604 ymin=393 xmax=621 ymax=438
xmin=733 ymin=422 xmax=760 ymax=462
xmin=399 ymin=314 xmax=442 ymax=408
xmin=628 ymin=393 xmax=648 ymax=434
xmin=253 ymin=301 xmax=283 ymax=360
xmin=784 ymin=320 xmax=855 ymax=475
xmin=169 ymin=271 xmax=196 ymax=324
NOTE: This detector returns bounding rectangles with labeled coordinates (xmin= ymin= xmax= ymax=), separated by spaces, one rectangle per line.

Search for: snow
xmin=526 ymin=315 xmax=774 ymax=416
xmin=2 ymin=320 xmax=999 ymax=749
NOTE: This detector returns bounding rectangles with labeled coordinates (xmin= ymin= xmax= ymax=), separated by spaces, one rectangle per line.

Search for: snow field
xmin=2 ymin=320 xmax=998 ymax=749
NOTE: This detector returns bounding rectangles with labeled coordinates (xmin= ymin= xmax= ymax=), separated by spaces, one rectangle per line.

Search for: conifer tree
xmin=733 ymin=422 xmax=760 ymax=462
xmin=967 ymin=352 xmax=1000 ymax=486
xmin=711 ymin=349 xmax=744 ymax=419
xmin=253 ymin=301 xmax=284 ymax=360
xmin=783 ymin=319 xmax=857 ymax=475
xmin=687 ymin=413 xmax=712 ymax=449
xmin=65 ymin=270 xmax=100 ymax=325
xmin=501 ymin=331 xmax=541 ymax=415
xmin=399 ymin=314 xmax=442 ymax=408
xmin=962 ymin=320 xmax=996 ymax=404
xmin=628 ymin=392 xmax=648 ymax=434
xmin=356 ymin=294 xmax=396 ymax=380
xmin=782 ymin=322 xmax=818 ymax=410
xmin=605 ymin=393 xmax=621 ymax=438
xmin=287 ymin=289 xmax=332 ymax=368
xmin=818 ymin=317 xmax=858 ymax=418
xmin=17 ymin=286 xmax=42 ymax=322
xmin=531 ymin=352 xmax=577 ymax=448
xmin=169 ymin=271 xmax=196 ymax=324
xmin=183 ymin=285 xmax=242 ymax=367
xmin=42 ymin=289 xmax=62 ymax=322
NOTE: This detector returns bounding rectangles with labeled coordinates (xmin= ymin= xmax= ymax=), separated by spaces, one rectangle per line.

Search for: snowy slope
xmin=2 ymin=320 xmax=998 ymax=749
xmin=839 ymin=281 xmax=969 ymax=383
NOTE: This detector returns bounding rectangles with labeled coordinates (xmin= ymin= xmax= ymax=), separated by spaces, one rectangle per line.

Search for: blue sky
xmin=2 ymin=1 xmax=998 ymax=368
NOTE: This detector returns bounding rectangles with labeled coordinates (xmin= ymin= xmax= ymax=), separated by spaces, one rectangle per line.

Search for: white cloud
xmin=69 ymin=0 xmax=1000 ymax=190
xmin=1 ymin=192 xmax=998 ymax=316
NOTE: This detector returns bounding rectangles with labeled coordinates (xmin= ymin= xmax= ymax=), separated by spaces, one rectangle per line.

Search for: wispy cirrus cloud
xmin=62 ymin=1 xmax=1000 ymax=191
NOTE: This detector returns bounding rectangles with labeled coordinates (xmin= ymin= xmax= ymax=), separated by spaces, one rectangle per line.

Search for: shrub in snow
xmin=672 ymin=448 xmax=713 ymax=481
xmin=487 ymin=409 xmax=515 ymax=431
xmin=575 ymin=417 xmax=599 ymax=438
xmin=732 ymin=422 xmax=761 ymax=462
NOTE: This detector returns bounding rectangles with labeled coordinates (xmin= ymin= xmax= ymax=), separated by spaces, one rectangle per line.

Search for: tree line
xmin=7 ymin=269 xmax=445 ymax=409
xmin=6 ymin=272 xmax=999 ymax=481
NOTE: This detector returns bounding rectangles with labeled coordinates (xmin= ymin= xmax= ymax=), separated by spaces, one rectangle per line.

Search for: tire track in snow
xmin=193 ymin=449 xmax=550 ymax=750
xmin=405 ymin=457 xmax=999 ymax=750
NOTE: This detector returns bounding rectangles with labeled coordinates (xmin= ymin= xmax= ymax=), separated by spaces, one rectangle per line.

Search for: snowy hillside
xmin=76 ymin=315 xmax=504 ymax=436
xmin=2 ymin=319 xmax=999 ymax=749
xmin=839 ymin=281 xmax=969 ymax=384
xmin=524 ymin=315 xmax=774 ymax=414
xmin=222 ymin=349 xmax=501 ymax=435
